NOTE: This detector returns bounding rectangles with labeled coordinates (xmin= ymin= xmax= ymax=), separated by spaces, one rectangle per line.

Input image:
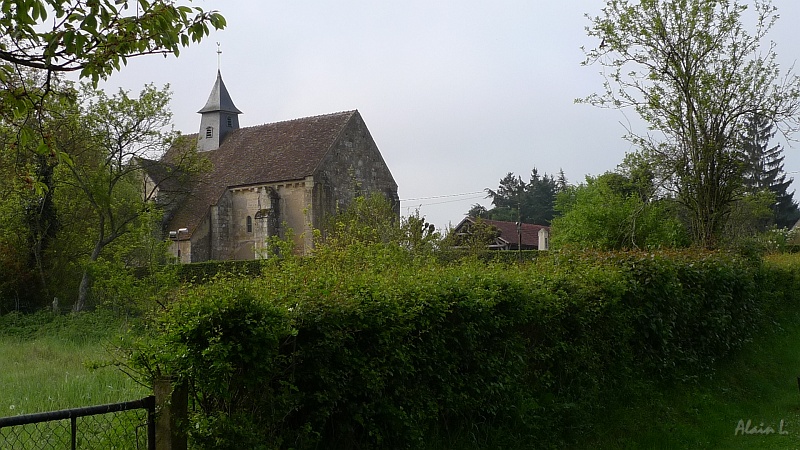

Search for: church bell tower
xmin=197 ymin=70 xmax=242 ymax=152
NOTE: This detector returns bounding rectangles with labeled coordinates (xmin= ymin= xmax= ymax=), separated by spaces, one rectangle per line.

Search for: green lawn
xmin=0 ymin=312 xmax=148 ymax=418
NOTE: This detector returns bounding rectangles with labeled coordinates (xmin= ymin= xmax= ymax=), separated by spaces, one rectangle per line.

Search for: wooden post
xmin=154 ymin=377 xmax=188 ymax=450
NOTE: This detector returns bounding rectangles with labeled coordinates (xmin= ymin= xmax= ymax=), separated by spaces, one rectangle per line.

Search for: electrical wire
xmin=399 ymin=191 xmax=485 ymax=202
xmin=403 ymin=195 xmax=487 ymax=207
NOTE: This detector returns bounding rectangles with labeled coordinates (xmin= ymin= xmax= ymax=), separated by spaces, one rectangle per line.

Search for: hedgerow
xmin=128 ymin=247 xmax=800 ymax=449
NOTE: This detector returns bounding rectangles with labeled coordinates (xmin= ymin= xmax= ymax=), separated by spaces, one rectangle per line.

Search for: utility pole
xmin=516 ymin=203 xmax=522 ymax=262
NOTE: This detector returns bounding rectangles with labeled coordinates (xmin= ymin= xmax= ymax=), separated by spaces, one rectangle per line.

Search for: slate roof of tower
xmin=198 ymin=70 xmax=242 ymax=114
xmin=161 ymin=110 xmax=358 ymax=237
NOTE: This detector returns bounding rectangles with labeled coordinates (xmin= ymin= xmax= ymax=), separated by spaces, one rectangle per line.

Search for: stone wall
xmin=313 ymin=112 xmax=399 ymax=227
xmin=203 ymin=181 xmax=315 ymax=259
xmin=190 ymin=210 xmax=212 ymax=262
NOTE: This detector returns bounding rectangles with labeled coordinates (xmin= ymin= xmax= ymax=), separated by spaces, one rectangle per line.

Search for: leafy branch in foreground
xmin=0 ymin=0 xmax=225 ymax=194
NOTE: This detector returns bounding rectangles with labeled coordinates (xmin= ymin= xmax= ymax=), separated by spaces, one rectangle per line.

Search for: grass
xmin=578 ymin=308 xmax=800 ymax=449
xmin=0 ymin=311 xmax=148 ymax=418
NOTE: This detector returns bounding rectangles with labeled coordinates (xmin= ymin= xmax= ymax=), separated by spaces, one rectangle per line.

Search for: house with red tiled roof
xmin=451 ymin=217 xmax=549 ymax=251
xmin=145 ymin=71 xmax=398 ymax=262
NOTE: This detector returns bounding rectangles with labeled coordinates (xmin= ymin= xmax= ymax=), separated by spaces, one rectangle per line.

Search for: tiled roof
xmin=457 ymin=217 xmax=548 ymax=248
xmin=162 ymin=110 xmax=357 ymax=236
xmin=137 ymin=157 xmax=184 ymax=196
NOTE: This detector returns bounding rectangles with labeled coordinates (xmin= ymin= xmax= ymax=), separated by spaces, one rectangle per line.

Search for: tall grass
xmin=0 ymin=311 xmax=148 ymax=418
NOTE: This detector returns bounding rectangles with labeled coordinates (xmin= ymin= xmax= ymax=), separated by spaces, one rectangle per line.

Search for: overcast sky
xmin=99 ymin=0 xmax=800 ymax=230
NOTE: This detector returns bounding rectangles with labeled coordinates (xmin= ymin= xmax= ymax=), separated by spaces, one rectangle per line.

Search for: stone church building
xmin=146 ymin=71 xmax=398 ymax=263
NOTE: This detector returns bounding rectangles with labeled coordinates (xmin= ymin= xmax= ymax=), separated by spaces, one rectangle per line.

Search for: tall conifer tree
xmin=740 ymin=113 xmax=800 ymax=229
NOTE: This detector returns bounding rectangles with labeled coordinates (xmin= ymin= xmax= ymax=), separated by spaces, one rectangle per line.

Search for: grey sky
xmin=100 ymin=0 xmax=800 ymax=230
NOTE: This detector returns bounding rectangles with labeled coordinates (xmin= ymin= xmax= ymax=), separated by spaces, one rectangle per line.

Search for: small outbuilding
xmin=450 ymin=217 xmax=549 ymax=251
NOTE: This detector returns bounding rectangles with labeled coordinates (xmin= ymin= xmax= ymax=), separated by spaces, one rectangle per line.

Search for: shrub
xmin=129 ymin=248 xmax=800 ymax=448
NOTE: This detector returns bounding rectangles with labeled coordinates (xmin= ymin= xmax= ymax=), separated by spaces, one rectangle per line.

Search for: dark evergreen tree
xmin=556 ymin=169 xmax=569 ymax=193
xmin=467 ymin=204 xmax=489 ymax=219
xmin=476 ymin=168 xmax=564 ymax=225
xmin=486 ymin=173 xmax=526 ymax=211
xmin=484 ymin=172 xmax=525 ymax=222
xmin=740 ymin=113 xmax=800 ymax=229
xmin=523 ymin=168 xmax=557 ymax=225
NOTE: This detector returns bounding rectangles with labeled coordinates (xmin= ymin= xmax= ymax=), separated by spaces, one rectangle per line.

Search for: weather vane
xmin=216 ymin=42 xmax=222 ymax=71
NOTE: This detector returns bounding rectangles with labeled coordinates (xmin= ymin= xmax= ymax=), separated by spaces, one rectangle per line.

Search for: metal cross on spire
xmin=216 ymin=42 xmax=222 ymax=71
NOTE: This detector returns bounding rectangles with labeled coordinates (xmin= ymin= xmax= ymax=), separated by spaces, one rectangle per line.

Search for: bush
xmin=130 ymin=248 xmax=800 ymax=448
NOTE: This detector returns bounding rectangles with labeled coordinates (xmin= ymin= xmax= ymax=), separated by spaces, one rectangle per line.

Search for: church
xmin=145 ymin=71 xmax=399 ymax=263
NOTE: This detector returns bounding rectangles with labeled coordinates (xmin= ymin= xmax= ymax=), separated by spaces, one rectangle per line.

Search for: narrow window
xmin=227 ymin=116 xmax=232 ymax=127
xmin=206 ymin=126 xmax=213 ymax=138
xmin=246 ymin=216 xmax=253 ymax=233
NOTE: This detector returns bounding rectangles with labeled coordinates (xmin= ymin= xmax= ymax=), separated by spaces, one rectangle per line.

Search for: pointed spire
xmin=198 ymin=70 xmax=242 ymax=114
xmin=197 ymin=69 xmax=242 ymax=152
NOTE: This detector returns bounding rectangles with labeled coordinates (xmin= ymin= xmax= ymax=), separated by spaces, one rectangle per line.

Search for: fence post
xmin=154 ymin=377 xmax=187 ymax=450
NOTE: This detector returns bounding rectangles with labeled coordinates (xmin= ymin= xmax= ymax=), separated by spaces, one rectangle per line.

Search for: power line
xmin=412 ymin=195 xmax=487 ymax=207
xmin=399 ymin=191 xmax=485 ymax=202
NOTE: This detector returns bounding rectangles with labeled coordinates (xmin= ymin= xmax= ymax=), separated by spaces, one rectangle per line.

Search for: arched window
xmin=246 ymin=216 xmax=252 ymax=233
xmin=206 ymin=126 xmax=213 ymax=138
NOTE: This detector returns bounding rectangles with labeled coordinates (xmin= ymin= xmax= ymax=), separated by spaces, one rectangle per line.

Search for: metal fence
xmin=0 ymin=396 xmax=155 ymax=450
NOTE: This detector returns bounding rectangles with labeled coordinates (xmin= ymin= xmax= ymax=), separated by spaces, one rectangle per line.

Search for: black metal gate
xmin=0 ymin=396 xmax=155 ymax=449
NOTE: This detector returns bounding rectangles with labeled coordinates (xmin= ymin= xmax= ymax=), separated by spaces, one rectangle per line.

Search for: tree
xmin=0 ymin=69 xmax=76 ymax=308
xmin=65 ymin=83 xmax=183 ymax=311
xmin=550 ymin=172 xmax=688 ymax=250
xmin=441 ymin=217 xmax=501 ymax=255
xmin=0 ymin=0 xmax=224 ymax=309
xmin=740 ymin=113 xmax=800 ymax=229
xmin=0 ymin=0 xmax=225 ymax=193
xmin=316 ymin=194 xmax=441 ymax=258
xmin=482 ymin=168 xmax=563 ymax=225
xmin=0 ymin=0 xmax=225 ymax=79
xmin=485 ymin=172 xmax=526 ymax=213
xmin=582 ymin=0 xmax=800 ymax=248
xmin=466 ymin=203 xmax=488 ymax=219
xmin=523 ymin=168 xmax=558 ymax=225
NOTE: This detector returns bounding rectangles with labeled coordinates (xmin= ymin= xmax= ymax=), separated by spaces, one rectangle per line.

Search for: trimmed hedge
xmin=130 ymin=248 xmax=800 ymax=449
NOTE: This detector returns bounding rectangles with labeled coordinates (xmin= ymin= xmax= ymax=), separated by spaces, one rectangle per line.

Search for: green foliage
xmin=0 ymin=1 xmax=223 ymax=309
xmin=319 ymin=194 xmax=401 ymax=247
xmin=0 ymin=70 xmax=78 ymax=309
xmin=581 ymin=0 xmax=800 ymax=248
xmin=550 ymin=173 xmax=689 ymax=250
xmin=440 ymin=217 xmax=501 ymax=259
xmin=578 ymin=279 xmax=800 ymax=449
xmin=0 ymin=77 xmax=185 ymax=311
xmin=724 ymin=190 xmax=776 ymax=244
xmin=168 ymin=259 xmax=266 ymax=283
xmin=0 ymin=0 xmax=226 ymax=81
xmin=0 ymin=187 xmax=36 ymax=311
xmin=319 ymin=194 xmax=441 ymax=260
xmin=481 ymin=168 xmax=564 ymax=225
xmin=128 ymin=247 xmax=800 ymax=448
xmin=740 ymin=113 xmax=800 ymax=229
xmin=0 ymin=0 xmax=224 ymax=197
xmin=64 ymin=83 xmax=179 ymax=311
xmin=0 ymin=309 xmax=128 ymax=343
